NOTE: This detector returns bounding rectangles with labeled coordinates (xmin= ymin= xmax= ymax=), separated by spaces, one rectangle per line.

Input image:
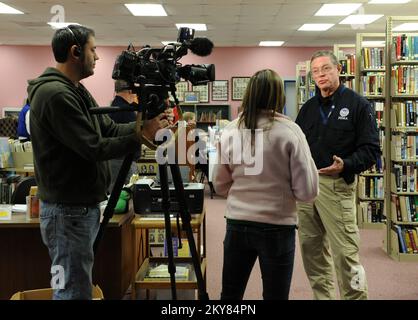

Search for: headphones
xmin=65 ymin=27 xmax=82 ymax=57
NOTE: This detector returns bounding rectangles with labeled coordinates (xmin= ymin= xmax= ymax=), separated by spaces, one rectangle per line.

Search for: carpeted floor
xmin=205 ymin=190 xmax=418 ymax=300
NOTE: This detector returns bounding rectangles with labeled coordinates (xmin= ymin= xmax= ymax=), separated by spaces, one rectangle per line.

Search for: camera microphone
xmin=189 ymin=37 xmax=214 ymax=57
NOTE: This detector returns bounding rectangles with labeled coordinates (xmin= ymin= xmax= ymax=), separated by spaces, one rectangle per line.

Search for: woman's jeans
xmin=221 ymin=222 xmax=296 ymax=300
xmin=39 ymin=201 xmax=100 ymax=300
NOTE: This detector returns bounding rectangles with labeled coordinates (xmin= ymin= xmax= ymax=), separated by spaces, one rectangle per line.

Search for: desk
xmin=131 ymin=209 xmax=206 ymax=299
xmin=0 ymin=210 xmax=135 ymax=300
xmin=0 ymin=167 xmax=34 ymax=174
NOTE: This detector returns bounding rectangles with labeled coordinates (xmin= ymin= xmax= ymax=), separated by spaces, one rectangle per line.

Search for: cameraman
xmin=27 ymin=24 xmax=171 ymax=300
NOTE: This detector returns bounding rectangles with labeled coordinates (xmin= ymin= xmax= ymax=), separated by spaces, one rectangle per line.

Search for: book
xmin=144 ymin=264 xmax=190 ymax=281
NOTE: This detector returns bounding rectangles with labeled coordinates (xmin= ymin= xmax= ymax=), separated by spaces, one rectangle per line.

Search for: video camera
xmin=112 ymin=27 xmax=215 ymax=119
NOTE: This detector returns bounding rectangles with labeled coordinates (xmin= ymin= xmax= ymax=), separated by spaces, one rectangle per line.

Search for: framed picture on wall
xmin=191 ymin=83 xmax=209 ymax=103
xmin=2 ymin=107 xmax=22 ymax=119
xmin=211 ymin=80 xmax=229 ymax=101
xmin=232 ymin=77 xmax=250 ymax=101
xmin=174 ymin=81 xmax=189 ymax=102
xmin=184 ymin=91 xmax=200 ymax=103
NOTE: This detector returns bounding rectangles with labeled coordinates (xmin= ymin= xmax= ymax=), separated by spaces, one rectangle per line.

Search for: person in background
xmin=17 ymin=99 xmax=31 ymax=141
xmin=295 ymin=50 xmax=380 ymax=300
xmin=28 ymin=24 xmax=171 ymax=300
xmin=107 ymin=80 xmax=140 ymax=193
xmin=213 ymin=69 xmax=319 ymax=300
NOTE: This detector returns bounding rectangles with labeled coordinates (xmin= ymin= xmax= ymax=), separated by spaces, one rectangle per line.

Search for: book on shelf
xmin=362 ymin=47 xmax=385 ymax=69
xmin=144 ymin=264 xmax=190 ymax=281
xmin=390 ymin=194 xmax=418 ymax=222
xmin=391 ymin=100 xmax=418 ymax=127
xmin=0 ymin=138 xmax=13 ymax=169
xmin=338 ymin=53 xmax=356 ymax=75
xmin=163 ymin=236 xmax=192 ymax=257
xmin=391 ymin=66 xmax=418 ymax=95
xmin=361 ymin=74 xmax=385 ymax=96
xmin=358 ymin=201 xmax=384 ymax=223
xmin=391 ymin=34 xmax=418 ymax=62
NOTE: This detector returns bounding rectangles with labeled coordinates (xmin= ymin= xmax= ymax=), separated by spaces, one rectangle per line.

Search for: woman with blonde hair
xmin=213 ymin=69 xmax=318 ymax=300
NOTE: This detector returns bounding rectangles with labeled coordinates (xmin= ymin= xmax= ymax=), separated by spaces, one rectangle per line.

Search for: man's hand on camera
xmin=165 ymin=108 xmax=174 ymax=126
xmin=140 ymin=113 xmax=169 ymax=141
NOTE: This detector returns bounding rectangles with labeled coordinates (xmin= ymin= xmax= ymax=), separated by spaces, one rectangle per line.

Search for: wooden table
xmin=0 ymin=209 xmax=135 ymax=300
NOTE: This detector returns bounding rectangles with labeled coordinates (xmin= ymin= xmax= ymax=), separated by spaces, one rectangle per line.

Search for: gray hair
xmin=310 ymin=50 xmax=339 ymax=66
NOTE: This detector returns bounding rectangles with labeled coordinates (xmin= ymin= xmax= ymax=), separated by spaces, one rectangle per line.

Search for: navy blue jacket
xmin=296 ymin=84 xmax=381 ymax=184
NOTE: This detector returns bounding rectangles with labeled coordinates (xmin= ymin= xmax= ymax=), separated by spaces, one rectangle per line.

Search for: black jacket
xmin=109 ymin=95 xmax=138 ymax=124
xmin=28 ymin=67 xmax=141 ymax=204
xmin=295 ymin=84 xmax=380 ymax=184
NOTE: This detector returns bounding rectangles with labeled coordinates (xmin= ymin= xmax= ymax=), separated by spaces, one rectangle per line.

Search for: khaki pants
xmin=297 ymin=175 xmax=368 ymax=300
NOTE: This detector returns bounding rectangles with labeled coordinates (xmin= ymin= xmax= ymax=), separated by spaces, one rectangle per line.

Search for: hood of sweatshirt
xmin=27 ymin=67 xmax=75 ymax=103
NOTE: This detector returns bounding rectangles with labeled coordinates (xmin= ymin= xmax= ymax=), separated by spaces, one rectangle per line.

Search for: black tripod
xmin=90 ymin=105 xmax=209 ymax=301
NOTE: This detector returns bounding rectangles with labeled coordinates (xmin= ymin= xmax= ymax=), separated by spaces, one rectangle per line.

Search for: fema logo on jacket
xmin=338 ymin=107 xmax=350 ymax=121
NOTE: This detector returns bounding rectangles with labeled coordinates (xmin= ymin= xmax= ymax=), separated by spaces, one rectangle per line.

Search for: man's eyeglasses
xmin=311 ymin=65 xmax=335 ymax=76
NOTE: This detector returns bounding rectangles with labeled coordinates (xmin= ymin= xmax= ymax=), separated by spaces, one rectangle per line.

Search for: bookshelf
xmin=131 ymin=210 xmax=206 ymax=299
xmin=334 ymin=44 xmax=356 ymax=91
xmin=296 ymin=61 xmax=308 ymax=111
xmin=355 ymin=33 xmax=386 ymax=229
xmin=179 ymin=104 xmax=231 ymax=131
xmin=384 ymin=16 xmax=418 ymax=262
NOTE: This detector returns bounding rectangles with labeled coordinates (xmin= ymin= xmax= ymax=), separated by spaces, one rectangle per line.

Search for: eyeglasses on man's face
xmin=311 ymin=64 xmax=336 ymax=76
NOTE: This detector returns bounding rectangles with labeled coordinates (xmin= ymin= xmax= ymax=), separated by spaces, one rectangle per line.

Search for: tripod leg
xmin=94 ymin=153 xmax=135 ymax=254
xmin=159 ymin=163 xmax=177 ymax=300
xmin=169 ymin=164 xmax=209 ymax=301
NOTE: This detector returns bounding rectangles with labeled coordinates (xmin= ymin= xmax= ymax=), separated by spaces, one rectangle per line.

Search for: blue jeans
xmin=221 ymin=222 xmax=296 ymax=300
xmin=39 ymin=201 xmax=100 ymax=300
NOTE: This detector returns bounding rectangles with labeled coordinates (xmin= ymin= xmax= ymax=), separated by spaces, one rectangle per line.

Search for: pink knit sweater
xmin=213 ymin=112 xmax=319 ymax=226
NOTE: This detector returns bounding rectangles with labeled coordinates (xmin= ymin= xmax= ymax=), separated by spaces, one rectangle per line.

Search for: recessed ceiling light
xmin=47 ymin=22 xmax=81 ymax=30
xmin=339 ymin=14 xmax=383 ymax=25
xmin=259 ymin=41 xmax=284 ymax=47
xmin=124 ymin=4 xmax=167 ymax=16
xmin=393 ymin=23 xmax=418 ymax=31
xmin=0 ymin=2 xmax=23 ymax=14
xmin=176 ymin=24 xmax=207 ymax=31
xmin=315 ymin=3 xmax=362 ymax=16
xmin=369 ymin=0 xmax=410 ymax=3
xmin=298 ymin=24 xmax=335 ymax=31
xmin=362 ymin=40 xmax=385 ymax=47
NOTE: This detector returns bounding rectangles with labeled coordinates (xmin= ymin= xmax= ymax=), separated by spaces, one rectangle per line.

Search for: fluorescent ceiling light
xmin=259 ymin=41 xmax=284 ymax=47
xmin=176 ymin=23 xmax=207 ymax=31
xmin=362 ymin=40 xmax=385 ymax=47
xmin=0 ymin=2 xmax=23 ymax=14
xmin=315 ymin=3 xmax=362 ymax=16
xmin=393 ymin=23 xmax=418 ymax=31
xmin=369 ymin=0 xmax=410 ymax=3
xmin=339 ymin=14 xmax=383 ymax=25
xmin=298 ymin=24 xmax=334 ymax=31
xmin=47 ymin=22 xmax=81 ymax=29
xmin=124 ymin=4 xmax=167 ymax=16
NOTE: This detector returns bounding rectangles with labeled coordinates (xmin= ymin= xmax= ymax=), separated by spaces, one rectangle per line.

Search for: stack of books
xmin=144 ymin=264 xmax=190 ymax=281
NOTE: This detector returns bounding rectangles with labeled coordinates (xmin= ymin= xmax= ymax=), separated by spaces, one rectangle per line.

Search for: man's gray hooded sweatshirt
xmin=28 ymin=67 xmax=140 ymax=205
